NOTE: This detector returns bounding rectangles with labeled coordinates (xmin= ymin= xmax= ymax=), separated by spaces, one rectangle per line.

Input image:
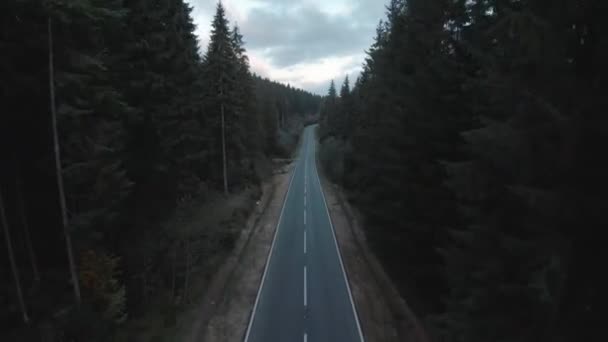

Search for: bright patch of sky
xmin=187 ymin=0 xmax=387 ymax=94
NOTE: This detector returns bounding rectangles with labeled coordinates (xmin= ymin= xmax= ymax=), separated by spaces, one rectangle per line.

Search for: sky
xmin=186 ymin=0 xmax=387 ymax=95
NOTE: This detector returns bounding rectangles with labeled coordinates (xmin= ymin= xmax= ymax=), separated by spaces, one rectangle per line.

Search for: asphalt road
xmin=244 ymin=125 xmax=364 ymax=342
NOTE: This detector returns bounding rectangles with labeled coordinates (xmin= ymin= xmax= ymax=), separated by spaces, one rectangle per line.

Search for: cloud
xmin=186 ymin=0 xmax=387 ymax=94
xmin=265 ymin=54 xmax=363 ymax=92
xmin=242 ymin=5 xmax=373 ymax=67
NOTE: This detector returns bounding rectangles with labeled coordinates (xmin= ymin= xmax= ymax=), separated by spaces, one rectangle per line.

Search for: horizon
xmin=186 ymin=0 xmax=386 ymax=95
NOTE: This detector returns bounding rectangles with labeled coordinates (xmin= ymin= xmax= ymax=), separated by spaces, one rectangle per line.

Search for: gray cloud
xmin=241 ymin=1 xmax=383 ymax=67
xmin=187 ymin=0 xmax=387 ymax=93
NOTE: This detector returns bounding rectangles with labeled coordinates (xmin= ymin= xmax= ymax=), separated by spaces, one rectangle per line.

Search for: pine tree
xmin=327 ymin=80 xmax=337 ymax=99
xmin=47 ymin=14 xmax=81 ymax=306
xmin=231 ymin=24 xmax=259 ymax=181
xmin=0 ymin=0 xmax=322 ymax=336
xmin=436 ymin=1 xmax=605 ymax=341
xmin=157 ymin=1 xmax=207 ymax=199
xmin=340 ymin=76 xmax=350 ymax=97
xmin=319 ymin=80 xmax=338 ymax=138
xmin=47 ymin=0 xmax=136 ymax=307
xmin=321 ymin=0 xmax=468 ymax=317
xmin=252 ymin=75 xmax=321 ymax=156
xmin=338 ymin=76 xmax=352 ymax=138
xmin=203 ymin=2 xmax=239 ymax=194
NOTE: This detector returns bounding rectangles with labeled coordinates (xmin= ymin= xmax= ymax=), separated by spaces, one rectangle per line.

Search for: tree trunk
xmin=183 ymin=238 xmax=191 ymax=303
xmin=171 ymin=243 xmax=176 ymax=301
xmin=282 ymin=100 xmax=287 ymax=128
xmin=142 ymin=254 xmax=148 ymax=304
xmin=16 ymin=174 xmax=40 ymax=284
xmin=48 ymin=17 xmax=81 ymax=305
xmin=1 ymin=190 xmax=30 ymax=323
xmin=221 ymin=101 xmax=229 ymax=195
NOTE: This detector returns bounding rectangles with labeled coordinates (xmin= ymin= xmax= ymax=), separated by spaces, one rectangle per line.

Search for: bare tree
xmin=16 ymin=173 xmax=40 ymax=284
xmin=221 ymin=100 xmax=228 ymax=195
xmin=1 ymin=190 xmax=30 ymax=323
xmin=48 ymin=17 xmax=81 ymax=304
xmin=219 ymin=34 xmax=229 ymax=196
xmin=171 ymin=242 xmax=177 ymax=300
xmin=183 ymin=238 xmax=192 ymax=303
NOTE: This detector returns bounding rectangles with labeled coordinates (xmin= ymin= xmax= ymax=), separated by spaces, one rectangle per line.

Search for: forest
xmin=1 ymin=0 xmax=320 ymax=340
xmin=319 ymin=0 xmax=604 ymax=341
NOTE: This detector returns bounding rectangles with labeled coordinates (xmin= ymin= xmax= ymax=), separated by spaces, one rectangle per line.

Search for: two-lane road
xmin=244 ymin=126 xmax=364 ymax=342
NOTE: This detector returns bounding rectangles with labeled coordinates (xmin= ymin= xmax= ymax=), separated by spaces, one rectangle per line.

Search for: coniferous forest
xmin=320 ymin=0 xmax=604 ymax=341
xmin=3 ymin=0 xmax=606 ymax=341
xmin=1 ymin=1 xmax=319 ymax=340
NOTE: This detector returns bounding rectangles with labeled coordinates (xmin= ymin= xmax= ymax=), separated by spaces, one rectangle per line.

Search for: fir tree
xmin=202 ymin=2 xmax=239 ymax=194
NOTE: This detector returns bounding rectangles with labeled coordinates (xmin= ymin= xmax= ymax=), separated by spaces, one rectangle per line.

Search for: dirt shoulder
xmin=318 ymin=175 xmax=430 ymax=342
xmin=185 ymin=136 xmax=428 ymax=341
xmin=187 ymin=162 xmax=294 ymax=342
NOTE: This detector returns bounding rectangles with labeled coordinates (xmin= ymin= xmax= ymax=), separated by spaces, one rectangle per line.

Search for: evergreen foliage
xmin=0 ymin=0 xmax=320 ymax=339
xmin=319 ymin=0 xmax=606 ymax=341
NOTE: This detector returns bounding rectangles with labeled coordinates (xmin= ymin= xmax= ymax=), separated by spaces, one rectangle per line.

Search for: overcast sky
xmin=186 ymin=0 xmax=387 ymax=95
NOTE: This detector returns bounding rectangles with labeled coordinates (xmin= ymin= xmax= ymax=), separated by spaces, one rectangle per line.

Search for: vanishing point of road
xmin=244 ymin=125 xmax=364 ymax=342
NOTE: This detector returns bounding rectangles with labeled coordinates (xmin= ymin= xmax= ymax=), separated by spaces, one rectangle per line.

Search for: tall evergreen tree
xmin=328 ymin=80 xmax=337 ymax=99
xmin=320 ymin=1 xmax=606 ymax=342
xmin=340 ymin=76 xmax=350 ymax=97
xmin=231 ymin=24 xmax=259 ymax=180
xmin=319 ymin=80 xmax=338 ymax=138
xmin=0 ymin=1 xmax=321 ymax=338
xmin=337 ymin=76 xmax=352 ymax=138
xmin=202 ymin=2 xmax=240 ymax=194
xmin=46 ymin=0 xmax=137 ymax=306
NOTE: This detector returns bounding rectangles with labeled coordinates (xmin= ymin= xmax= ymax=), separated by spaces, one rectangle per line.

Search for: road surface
xmin=244 ymin=126 xmax=364 ymax=342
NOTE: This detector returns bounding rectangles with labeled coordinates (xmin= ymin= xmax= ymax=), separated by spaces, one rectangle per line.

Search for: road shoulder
xmin=317 ymin=173 xmax=430 ymax=342
xmin=188 ymin=162 xmax=294 ymax=342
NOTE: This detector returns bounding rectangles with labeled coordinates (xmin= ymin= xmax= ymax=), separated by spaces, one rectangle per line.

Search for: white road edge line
xmin=243 ymin=150 xmax=300 ymax=342
xmin=304 ymin=266 xmax=307 ymax=307
xmin=312 ymin=132 xmax=366 ymax=342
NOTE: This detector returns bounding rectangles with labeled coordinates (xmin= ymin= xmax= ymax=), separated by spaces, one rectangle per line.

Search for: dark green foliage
xmin=320 ymin=0 xmax=606 ymax=341
xmin=253 ymin=75 xmax=321 ymax=156
xmin=50 ymin=0 xmax=132 ymax=245
xmin=0 ymin=0 xmax=320 ymax=340
xmin=201 ymin=2 xmax=242 ymax=188
xmin=322 ymin=0 xmax=461 ymax=315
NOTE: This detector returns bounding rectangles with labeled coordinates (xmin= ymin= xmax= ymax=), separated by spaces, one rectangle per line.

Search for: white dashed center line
xmin=304 ymin=266 xmax=307 ymax=307
xmin=304 ymin=230 xmax=307 ymax=254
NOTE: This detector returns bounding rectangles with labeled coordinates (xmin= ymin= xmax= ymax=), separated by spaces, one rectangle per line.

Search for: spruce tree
xmin=0 ymin=0 xmax=322 ymax=337
xmin=202 ymin=2 xmax=239 ymax=194
xmin=328 ymin=80 xmax=337 ymax=99
xmin=231 ymin=24 xmax=259 ymax=181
